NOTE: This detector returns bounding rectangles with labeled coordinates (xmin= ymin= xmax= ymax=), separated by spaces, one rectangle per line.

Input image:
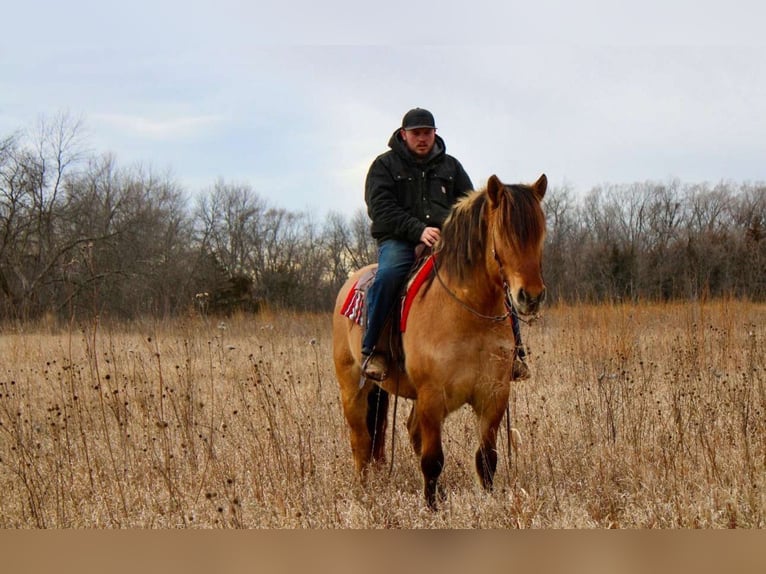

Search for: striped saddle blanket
xmin=339 ymin=255 xmax=436 ymax=333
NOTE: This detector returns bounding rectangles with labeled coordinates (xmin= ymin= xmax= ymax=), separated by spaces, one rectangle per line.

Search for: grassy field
xmin=0 ymin=299 xmax=763 ymax=528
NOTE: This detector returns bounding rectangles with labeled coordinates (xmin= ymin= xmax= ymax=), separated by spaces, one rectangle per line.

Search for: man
xmin=361 ymin=108 xmax=530 ymax=381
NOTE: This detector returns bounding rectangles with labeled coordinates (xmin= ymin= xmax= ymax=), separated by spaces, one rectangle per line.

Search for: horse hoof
xmin=425 ymin=483 xmax=447 ymax=510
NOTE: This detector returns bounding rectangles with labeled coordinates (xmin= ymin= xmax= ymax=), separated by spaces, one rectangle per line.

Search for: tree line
xmin=544 ymin=179 xmax=765 ymax=303
xmin=1 ymin=115 xmax=764 ymax=323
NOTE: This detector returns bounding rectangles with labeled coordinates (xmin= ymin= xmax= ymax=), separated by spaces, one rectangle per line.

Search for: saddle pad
xmin=340 ymin=269 xmax=375 ymax=325
xmin=339 ymin=256 xmax=435 ymax=332
xmin=400 ymin=255 xmax=435 ymax=332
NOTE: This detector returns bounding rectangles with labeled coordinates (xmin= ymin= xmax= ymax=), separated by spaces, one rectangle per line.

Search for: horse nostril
xmin=518 ymin=288 xmax=527 ymax=305
xmin=540 ymin=287 xmax=547 ymax=305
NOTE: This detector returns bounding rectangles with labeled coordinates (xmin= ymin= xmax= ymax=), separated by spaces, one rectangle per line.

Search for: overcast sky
xmin=2 ymin=1 xmax=765 ymax=218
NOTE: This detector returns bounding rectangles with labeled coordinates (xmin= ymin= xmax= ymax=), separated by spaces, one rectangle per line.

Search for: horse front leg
xmin=406 ymin=402 xmax=422 ymax=456
xmin=415 ymin=393 xmax=446 ymax=509
xmin=473 ymin=385 xmax=510 ymax=491
xmin=339 ymin=376 xmax=389 ymax=475
xmin=340 ymin=384 xmax=375 ymax=474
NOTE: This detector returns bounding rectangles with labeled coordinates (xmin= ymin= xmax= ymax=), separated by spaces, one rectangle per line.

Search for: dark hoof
xmin=425 ymin=483 xmax=447 ymax=510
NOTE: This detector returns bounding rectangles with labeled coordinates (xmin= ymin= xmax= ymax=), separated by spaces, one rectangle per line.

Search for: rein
xmin=432 ymin=256 xmax=512 ymax=322
xmin=431 ymin=233 xmax=517 ymax=322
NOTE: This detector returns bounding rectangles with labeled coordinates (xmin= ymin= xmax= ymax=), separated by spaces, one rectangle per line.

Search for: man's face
xmin=400 ymin=127 xmax=436 ymax=158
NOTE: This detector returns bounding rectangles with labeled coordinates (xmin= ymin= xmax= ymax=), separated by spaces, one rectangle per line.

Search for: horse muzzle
xmin=514 ymin=286 xmax=546 ymax=316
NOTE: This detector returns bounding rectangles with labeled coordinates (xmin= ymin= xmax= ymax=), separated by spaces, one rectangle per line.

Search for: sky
xmin=2 ymin=1 xmax=765 ymax=218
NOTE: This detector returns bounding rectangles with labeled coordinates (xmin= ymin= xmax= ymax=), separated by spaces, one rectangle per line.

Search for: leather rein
xmin=431 ymin=239 xmax=515 ymax=323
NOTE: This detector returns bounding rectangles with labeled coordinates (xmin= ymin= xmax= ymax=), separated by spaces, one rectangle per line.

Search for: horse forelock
xmin=498 ymin=184 xmax=546 ymax=253
xmin=436 ymin=184 xmax=545 ymax=280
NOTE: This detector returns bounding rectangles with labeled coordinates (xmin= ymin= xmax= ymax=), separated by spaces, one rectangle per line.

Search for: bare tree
xmin=0 ymin=113 xmax=89 ymax=319
xmin=642 ymin=181 xmax=684 ymax=299
xmin=194 ymin=179 xmax=267 ymax=274
xmin=543 ymin=184 xmax=581 ymax=302
xmin=60 ymin=157 xmax=194 ymax=317
xmin=3 ymin=112 xmax=765 ymax=321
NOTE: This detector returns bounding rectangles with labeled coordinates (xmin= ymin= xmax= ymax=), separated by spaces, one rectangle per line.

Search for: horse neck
xmin=436 ymin=245 xmax=506 ymax=312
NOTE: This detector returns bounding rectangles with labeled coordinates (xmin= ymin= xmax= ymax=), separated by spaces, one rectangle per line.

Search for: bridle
xmin=431 ymin=219 xmax=545 ymax=325
xmin=431 ymin=233 xmax=515 ymax=323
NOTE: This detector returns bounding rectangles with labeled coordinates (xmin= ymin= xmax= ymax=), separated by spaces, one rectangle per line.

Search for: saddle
xmin=339 ymin=246 xmax=436 ymax=364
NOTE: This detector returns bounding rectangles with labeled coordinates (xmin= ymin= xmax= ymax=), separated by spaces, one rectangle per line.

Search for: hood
xmin=387 ymin=129 xmax=446 ymax=166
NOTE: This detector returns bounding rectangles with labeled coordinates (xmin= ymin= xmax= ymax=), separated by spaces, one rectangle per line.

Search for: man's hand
xmin=420 ymin=226 xmax=441 ymax=247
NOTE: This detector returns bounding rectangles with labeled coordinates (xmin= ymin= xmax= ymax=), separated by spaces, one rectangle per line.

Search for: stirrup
xmin=361 ymin=351 xmax=388 ymax=382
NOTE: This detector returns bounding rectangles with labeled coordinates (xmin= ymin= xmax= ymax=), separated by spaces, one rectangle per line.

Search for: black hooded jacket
xmin=365 ymin=130 xmax=474 ymax=245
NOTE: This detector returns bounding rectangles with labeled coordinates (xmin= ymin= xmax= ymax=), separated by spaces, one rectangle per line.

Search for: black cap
xmin=401 ymin=108 xmax=436 ymax=130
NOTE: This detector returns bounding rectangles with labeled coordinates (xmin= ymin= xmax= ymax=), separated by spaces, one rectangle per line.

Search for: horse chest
xmin=404 ymin=332 xmax=513 ymax=381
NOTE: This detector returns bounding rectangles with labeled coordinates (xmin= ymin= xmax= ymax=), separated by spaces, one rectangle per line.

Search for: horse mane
xmin=435 ymin=182 xmax=546 ymax=281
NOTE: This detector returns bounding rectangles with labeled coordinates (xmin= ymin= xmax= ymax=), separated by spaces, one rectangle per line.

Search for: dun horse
xmin=333 ymin=174 xmax=547 ymax=508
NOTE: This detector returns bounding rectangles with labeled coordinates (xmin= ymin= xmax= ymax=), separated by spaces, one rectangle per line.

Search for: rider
xmin=361 ymin=107 xmax=530 ymax=381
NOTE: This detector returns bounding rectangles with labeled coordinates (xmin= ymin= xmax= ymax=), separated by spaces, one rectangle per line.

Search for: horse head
xmin=486 ymin=173 xmax=547 ymax=316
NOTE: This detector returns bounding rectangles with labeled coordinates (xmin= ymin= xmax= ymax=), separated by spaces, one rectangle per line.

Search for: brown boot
xmin=362 ymin=352 xmax=388 ymax=381
xmin=512 ymin=357 xmax=531 ymax=381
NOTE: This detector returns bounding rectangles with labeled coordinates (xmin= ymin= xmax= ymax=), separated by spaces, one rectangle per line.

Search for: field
xmin=0 ymin=300 xmax=764 ymax=528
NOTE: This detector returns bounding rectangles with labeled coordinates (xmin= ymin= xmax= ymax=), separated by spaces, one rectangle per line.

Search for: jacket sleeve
xmin=365 ymin=157 xmax=425 ymax=244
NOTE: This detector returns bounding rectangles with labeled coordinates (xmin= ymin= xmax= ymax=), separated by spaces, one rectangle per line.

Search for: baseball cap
xmin=401 ymin=108 xmax=436 ymax=130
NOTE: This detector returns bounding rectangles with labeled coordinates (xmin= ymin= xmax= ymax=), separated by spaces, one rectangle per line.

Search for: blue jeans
xmin=362 ymin=239 xmax=416 ymax=354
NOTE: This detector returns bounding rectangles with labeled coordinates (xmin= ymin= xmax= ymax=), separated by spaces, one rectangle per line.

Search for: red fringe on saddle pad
xmin=400 ymin=255 xmax=435 ymax=332
xmin=339 ymin=256 xmax=435 ymax=331
xmin=340 ymin=279 xmax=364 ymax=324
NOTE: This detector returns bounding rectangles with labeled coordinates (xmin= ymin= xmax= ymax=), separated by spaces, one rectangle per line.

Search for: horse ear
xmin=532 ymin=173 xmax=547 ymax=200
xmin=487 ymin=174 xmax=504 ymax=207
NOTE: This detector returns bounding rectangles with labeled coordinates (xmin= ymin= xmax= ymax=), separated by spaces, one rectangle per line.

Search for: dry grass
xmin=0 ymin=300 xmax=763 ymax=528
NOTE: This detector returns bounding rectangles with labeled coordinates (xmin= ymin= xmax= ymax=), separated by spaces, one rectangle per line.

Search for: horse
xmin=332 ymin=174 xmax=547 ymax=508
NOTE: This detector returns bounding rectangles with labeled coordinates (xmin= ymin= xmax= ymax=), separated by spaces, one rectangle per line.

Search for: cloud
xmin=92 ymin=113 xmax=225 ymax=141
xmin=4 ymin=12 xmax=766 ymax=221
